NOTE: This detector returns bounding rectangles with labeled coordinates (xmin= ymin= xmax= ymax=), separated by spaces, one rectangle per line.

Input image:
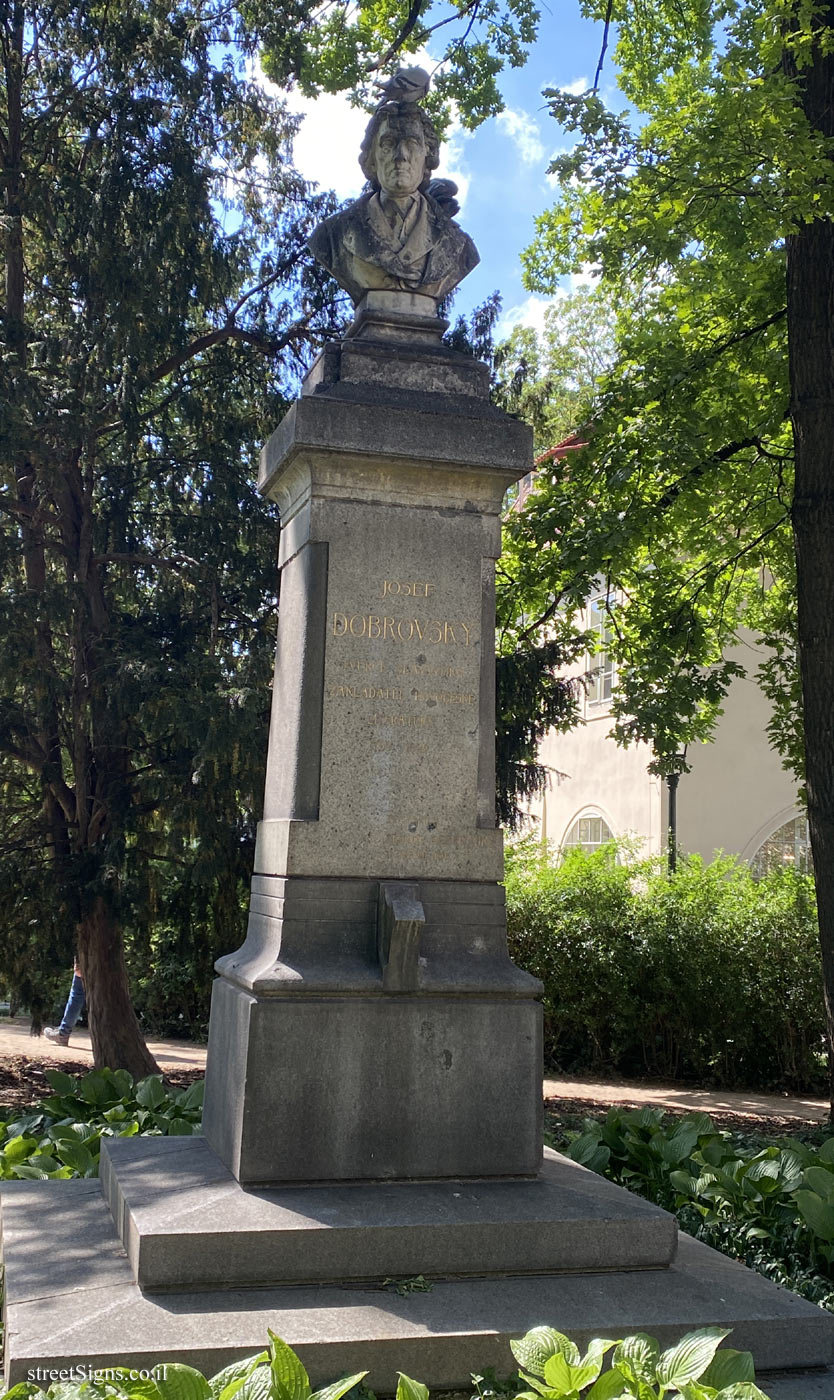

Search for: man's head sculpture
xmin=358 ymin=102 xmax=440 ymax=196
xmin=307 ymin=66 xmax=479 ymax=307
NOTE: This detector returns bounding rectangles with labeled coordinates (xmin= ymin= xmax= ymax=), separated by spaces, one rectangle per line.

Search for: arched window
xmin=562 ymin=812 xmax=615 ymax=854
xmin=751 ymin=814 xmax=812 ymax=878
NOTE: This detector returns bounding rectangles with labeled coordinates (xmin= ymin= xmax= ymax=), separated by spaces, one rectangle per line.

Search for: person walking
xmin=44 ymin=960 xmax=85 ymax=1046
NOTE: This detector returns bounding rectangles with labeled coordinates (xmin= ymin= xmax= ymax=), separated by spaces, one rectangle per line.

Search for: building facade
xmin=531 ymin=609 xmax=808 ymax=873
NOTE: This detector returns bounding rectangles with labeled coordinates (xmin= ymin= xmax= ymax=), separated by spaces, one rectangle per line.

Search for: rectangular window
xmin=588 ymin=596 xmax=615 ymax=704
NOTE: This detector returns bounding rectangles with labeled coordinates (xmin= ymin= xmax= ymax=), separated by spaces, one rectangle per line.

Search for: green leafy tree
xmin=512 ymin=0 xmax=834 ymax=1093
xmin=0 ymin=0 xmax=346 ymax=1073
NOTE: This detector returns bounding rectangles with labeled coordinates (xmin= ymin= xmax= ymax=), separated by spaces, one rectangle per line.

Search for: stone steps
xmin=100 ymin=1139 xmax=677 ymax=1290
xmin=4 ymin=1153 xmax=834 ymax=1392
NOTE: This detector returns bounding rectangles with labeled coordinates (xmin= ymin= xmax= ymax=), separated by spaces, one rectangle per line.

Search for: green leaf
xmin=657 ymin=1329 xmax=731 ymax=1389
xmin=713 ymin=1387 xmax=771 ymax=1399
xmin=801 ymin=1166 xmax=834 ymax=1201
xmin=43 ymin=1069 xmax=79 ymax=1096
xmin=178 ymin=1079 xmax=205 ymax=1111
xmin=153 ymin=1364 xmax=212 ymax=1400
xmin=269 ymin=1332 xmax=311 ymax=1400
xmin=136 ymin=1076 xmax=169 ymax=1111
xmin=394 ymin=1375 xmax=429 ymax=1400
xmin=3 ymin=1134 xmax=38 ymax=1163
xmin=208 ymin=1353 xmax=269 ymax=1400
xmin=613 ymin=1334 xmax=659 ymax=1385
xmin=701 ymin=1351 xmax=755 ymax=1389
xmin=54 ymin=1138 xmax=94 ymax=1173
xmin=794 ymin=1189 xmax=834 ymax=1242
xmin=586 ymin=1371 xmax=630 ymax=1400
xmin=511 ymin=1328 xmax=579 ymax=1377
xmin=310 ymin=1372 xmax=369 ymax=1400
xmin=78 ymin=1071 xmax=120 ymax=1108
xmin=234 ymin=1367 xmax=275 ymax=1400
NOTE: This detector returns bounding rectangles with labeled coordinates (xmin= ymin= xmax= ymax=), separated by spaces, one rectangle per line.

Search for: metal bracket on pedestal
xmin=377 ymin=881 xmax=425 ymax=991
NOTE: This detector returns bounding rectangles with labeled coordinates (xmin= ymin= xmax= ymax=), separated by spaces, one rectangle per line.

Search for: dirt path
xmin=1 ymin=1015 xmax=828 ymax=1130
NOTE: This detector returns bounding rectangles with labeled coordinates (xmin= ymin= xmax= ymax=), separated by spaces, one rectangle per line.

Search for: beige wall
xmin=674 ymin=634 xmax=800 ymax=863
xmin=535 ymin=693 xmax=663 ymax=855
xmin=530 ymin=632 xmax=801 ymax=865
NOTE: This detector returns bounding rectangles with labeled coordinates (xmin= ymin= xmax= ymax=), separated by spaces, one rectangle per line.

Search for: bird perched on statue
xmin=373 ymin=66 xmax=431 ymax=107
xmin=426 ymin=179 xmax=460 ymax=218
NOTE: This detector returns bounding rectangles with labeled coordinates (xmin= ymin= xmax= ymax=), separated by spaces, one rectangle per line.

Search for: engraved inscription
xmin=332 ymin=613 xmax=474 ymax=645
xmin=327 ymin=570 xmax=479 ymax=736
xmin=381 ymin=579 xmax=434 ymax=598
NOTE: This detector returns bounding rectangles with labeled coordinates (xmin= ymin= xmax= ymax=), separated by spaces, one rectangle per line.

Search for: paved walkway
xmin=0 ymin=1016 xmax=207 ymax=1071
xmin=543 ymin=1073 xmax=830 ymax=1123
xmin=1 ymin=1016 xmax=828 ymax=1120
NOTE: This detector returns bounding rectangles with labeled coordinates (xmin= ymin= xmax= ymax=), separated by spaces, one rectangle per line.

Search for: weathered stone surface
xmin=4 ymin=1182 xmax=834 ymax=1390
xmin=101 ymin=1141 xmax=677 ymax=1291
xmin=304 ymin=333 xmax=490 ymax=398
xmin=202 ymin=979 xmax=542 ymax=1184
xmin=756 ymin=1374 xmax=834 ymax=1398
xmin=253 ymin=440 xmax=520 ymax=884
xmin=213 ymin=876 xmax=536 ymax=995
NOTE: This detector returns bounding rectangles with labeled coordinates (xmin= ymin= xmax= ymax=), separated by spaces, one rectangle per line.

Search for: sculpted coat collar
xmin=308 ymin=188 xmax=480 ymax=303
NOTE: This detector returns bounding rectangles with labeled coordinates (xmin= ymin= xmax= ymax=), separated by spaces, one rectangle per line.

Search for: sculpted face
xmin=373 ymin=115 xmax=427 ymax=197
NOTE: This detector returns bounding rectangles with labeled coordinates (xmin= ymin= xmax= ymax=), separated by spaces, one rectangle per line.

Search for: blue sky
xmin=280 ymin=7 xmax=618 ymax=342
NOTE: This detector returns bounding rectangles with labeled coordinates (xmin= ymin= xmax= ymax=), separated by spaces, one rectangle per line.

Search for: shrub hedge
xmin=505 ymin=842 xmax=824 ymax=1091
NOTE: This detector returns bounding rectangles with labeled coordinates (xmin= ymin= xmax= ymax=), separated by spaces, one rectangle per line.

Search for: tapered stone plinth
xmin=201 ymin=314 xmax=543 ymax=1186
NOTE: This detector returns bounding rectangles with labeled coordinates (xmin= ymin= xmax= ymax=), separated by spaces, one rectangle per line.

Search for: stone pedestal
xmin=5 ymin=298 xmax=834 ymax=1395
xmin=202 ymin=301 xmax=543 ymax=1185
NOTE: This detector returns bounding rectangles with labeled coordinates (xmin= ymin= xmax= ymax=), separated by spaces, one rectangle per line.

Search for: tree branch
xmin=365 ymin=0 xmax=427 ymax=72
xmin=592 ymin=0 xmax=614 ymax=93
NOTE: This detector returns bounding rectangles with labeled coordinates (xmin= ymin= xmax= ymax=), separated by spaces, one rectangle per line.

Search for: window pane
xmin=588 ymin=596 xmax=615 ymax=704
xmin=751 ymin=816 xmax=812 ymax=878
xmin=563 ymin=814 xmax=614 ymax=854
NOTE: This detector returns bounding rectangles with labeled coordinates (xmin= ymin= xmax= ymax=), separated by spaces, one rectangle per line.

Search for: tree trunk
xmin=786 ymin=0 xmax=834 ymax=1116
xmin=76 ymin=896 xmax=160 ymax=1078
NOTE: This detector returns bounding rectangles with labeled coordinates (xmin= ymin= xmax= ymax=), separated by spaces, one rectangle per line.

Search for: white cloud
xmin=286 ymin=89 xmax=370 ymax=201
xmin=568 ymin=263 xmax=600 ymax=291
xmin=496 ymin=294 xmax=560 ymax=340
xmin=496 ymin=108 xmax=546 ymax=166
xmin=563 ymin=75 xmax=589 ymax=95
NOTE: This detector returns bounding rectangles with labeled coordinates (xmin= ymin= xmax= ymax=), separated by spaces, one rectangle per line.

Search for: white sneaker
xmin=44 ymin=1027 xmax=70 ymax=1046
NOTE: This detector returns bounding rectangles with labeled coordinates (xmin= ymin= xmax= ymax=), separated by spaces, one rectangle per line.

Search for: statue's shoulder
xmin=424 ymin=194 xmax=480 ymax=271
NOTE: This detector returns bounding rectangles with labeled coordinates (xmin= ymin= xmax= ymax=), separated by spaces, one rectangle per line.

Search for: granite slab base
xmin=202 ymin=979 xmax=542 ymax=1185
xmin=4 ymin=1177 xmax=834 ymax=1391
xmin=100 ymin=1140 xmax=677 ymax=1290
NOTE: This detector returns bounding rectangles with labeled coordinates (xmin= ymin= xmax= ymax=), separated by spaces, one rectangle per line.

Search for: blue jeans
xmin=58 ymin=973 xmax=85 ymax=1036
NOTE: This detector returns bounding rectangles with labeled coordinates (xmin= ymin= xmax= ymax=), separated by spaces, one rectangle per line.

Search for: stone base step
xmin=757 ymin=1372 xmax=834 ymax=1397
xmin=3 ymin=1179 xmax=833 ymax=1391
xmin=100 ymin=1140 xmax=677 ymax=1289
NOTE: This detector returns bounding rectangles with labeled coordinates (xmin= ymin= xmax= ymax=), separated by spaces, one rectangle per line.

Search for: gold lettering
xmin=381 ymin=579 xmax=434 ymax=598
xmin=331 ymin=612 xmax=476 ymax=646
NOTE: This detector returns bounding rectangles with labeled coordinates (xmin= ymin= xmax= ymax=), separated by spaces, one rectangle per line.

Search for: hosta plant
xmin=0 ymin=1068 xmax=204 ymax=1181
xmin=508 ymin=1324 xmax=771 ymax=1399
